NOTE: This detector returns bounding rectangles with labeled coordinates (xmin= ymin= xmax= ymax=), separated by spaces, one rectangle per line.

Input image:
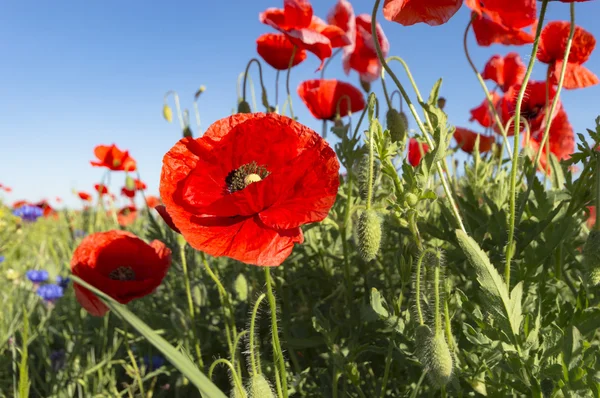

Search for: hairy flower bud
xmin=415 ymin=325 xmax=453 ymax=389
xmin=386 ymin=108 xmax=407 ymax=144
xmin=357 ymin=209 xmax=381 ymax=262
xmin=238 ymin=100 xmax=252 ymax=114
xmin=247 ymin=374 xmax=275 ymax=398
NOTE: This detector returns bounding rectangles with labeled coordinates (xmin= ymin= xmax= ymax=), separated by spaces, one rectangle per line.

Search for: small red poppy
xmin=257 ymin=33 xmax=307 ymax=70
xmin=145 ymin=195 xmax=162 ymax=209
xmin=383 ymin=0 xmax=462 ymax=26
xmin=134 ymin=179 xmax=147 ymax=191
xmin=95 ymin=184 xmax=109 ymax=196
xmin=469 ymin=91 xmax=501 ymax=129
xmin=70 ymin=230 xmax=172 ymax=317
xmin=159 ymin=112 xmax=340 ymax=266
xmin=91 ymin=144 xmax=137 ymax=172
xmin=78 ymin=191 xmax=93 ymax=202
xmin=499 ymin=81 xmax=558 ymax=135
xmin=524 ymin=106 xmax=574 ymax=172
xmin=481 ymin=53 xmax=526 ymax=92
xmin=454 ymin=128 xmax=495 ymax=154
xmin=117 ymin=205 xmax=138 ymax=227
xmin=121 ymin=187 xmax=136 ymax=198
xmin=408 ymin=138 xmax=430 ymax=166
xmin=341 ymin=15 xmax=389 ymax=83
xmin=297 ymin=79 xmax=366 ymax=121
xmin=537 ymin=21 xmax=599 ymax=89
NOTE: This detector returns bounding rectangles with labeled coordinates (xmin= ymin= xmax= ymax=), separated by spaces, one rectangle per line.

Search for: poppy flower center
xmin=108 ymin=266 xmax=136 ymax=281
xmin=522 ymin=105 xmax=542 ymax=120
xmin=113 ymin=159 xmax=122 ymax=168
xmin=225 ymin=161 xmax=270 ymax=193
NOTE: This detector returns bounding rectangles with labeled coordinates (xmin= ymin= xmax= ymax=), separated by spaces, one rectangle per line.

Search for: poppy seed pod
xmin=426 ymin=333 xmax=453 ymax=388
xmin=386 ymin=108 xmax=407 ymax=144
xmin=583 ymin=230 xmax=600 ymax=286
xmin=230 ymin=386 xmax=248 ymax=398
xmin=163 ymin=105 xmax=173 ymax=122
xmin=247 ymin=374 xmax=275 ymax=398
xmin=357 ymin=209 xmax=381 ymax=262
xmin=238 ymin=100 xmax=252 ymax=114
xmin=357 ymin=154 xmax=379 ymax=201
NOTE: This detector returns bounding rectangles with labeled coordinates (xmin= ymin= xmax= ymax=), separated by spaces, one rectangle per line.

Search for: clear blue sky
xmin=1 ymin=0 xmax=600 ymax=208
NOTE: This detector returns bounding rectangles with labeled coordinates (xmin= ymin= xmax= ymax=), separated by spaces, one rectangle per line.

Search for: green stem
xmin=379 ymin=339 xmax=394 ymax=398
xmin=249 ymin=293 xmax=266 ymax=376
xmin=433 ymin=261 xmax=442 ymax=335
xmin=444 ymin=299 xmax=455 ymax=352
xmin=123 ymin=325 xmax=145 ymax=396
xmin=265 ymin=268 xmax=288 ymax=398
xmin=208 ymin=359 xmax=245 ymax=397
xmin=242 ymin=58 xmax=268 ymax=112
xmin=285 ymin=46 xmax=297 ymax=119
xmin=505 ymin=0 xmax=549 ymax=288
xmin=366 ymin=98 xmax=377 ymax=210
xmin=415 ymin=249 xmax=430 ymax=325
xmin=179 ymin=241 xmax=204 ymax=370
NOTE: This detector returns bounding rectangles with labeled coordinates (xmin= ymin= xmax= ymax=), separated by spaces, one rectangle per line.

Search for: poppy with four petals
xmin=383 ymin=0 xmax=463 ymax=26
xmin=297 ymin=79 xmax=366 ymax=121
xmin=159 ymin=113 xmax=340 ymax=266
xmin=70 ymin=230 xmax=172 ymax=316
xmin=91 ymin=144 xmax=137 ymax=172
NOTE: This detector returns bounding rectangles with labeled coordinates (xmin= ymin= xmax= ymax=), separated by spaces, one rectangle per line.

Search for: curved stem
xmin=249 ymin=293 xmax=266 ymax=376
xmin=381 ymin=71 xmax=393 ymax=110
xmin=505 ymin=0 xmax=549 ymax=287
xmin=164 ymin=90 xmax=185 ymax=130
xmin=265 ymin=268 xmax=288 ymax=398
xmin=242 ymin=58 xmax=268 ymax=111
xmin=286 ymin=46 xmax=298 ymax=119
xmin=320 ymin=48 xmax=342 ymax=79
xmin=335 ymin=94 xmax=353 ymax=120
xmin=390 ymin=90 xmax=402 ymax=111
xmin=208 ymin=358 xmax=245 ymax=397
xmin=462 ymin=20 xmax=512 ymax=158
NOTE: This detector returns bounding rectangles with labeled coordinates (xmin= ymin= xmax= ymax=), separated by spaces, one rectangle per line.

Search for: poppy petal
xmin=552 ymin=61 xmax=599 ymax=89
xmin=383 ymin=0 xmax=462 ymax=26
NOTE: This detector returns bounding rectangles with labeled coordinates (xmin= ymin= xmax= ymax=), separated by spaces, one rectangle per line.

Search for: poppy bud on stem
xmin=242 ymin=59 xmax=269 ymax=113
xmin=193 ymin=85 xmax=206 ymax=134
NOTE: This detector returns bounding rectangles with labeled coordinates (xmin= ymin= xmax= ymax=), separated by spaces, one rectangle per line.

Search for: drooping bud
xmin=125 ymin=176 xmax=136 ymax=191
xmin=238 ymin=100 xmax=252 ymax=114
xmin=194 ymin=85 xmax=206 ymax=100
xmin=437 ymin=97 xmax=446 ymax=110
xmin=583 ymin=230 xmax=600 ymax=287
xmin=183 ymin=126 xmax=193 ymax=138
xmin=357 ymin=154 xmax=380 ymax=201
xmin=386 ymin=108 xmax=407 ymax=144
xmin=360 ymin=79 xmax=371 ymax=93
xmin=356 ymin=209 xmax=381 ymax=262
xmin=163 ymin=105 xmax=173 ymax=122
xmin=246 ymin=374 xmax=275 ymax=398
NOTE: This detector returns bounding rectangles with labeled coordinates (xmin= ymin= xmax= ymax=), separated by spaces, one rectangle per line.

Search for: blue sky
xmin=1 ymin=0 xmax=600 ymax=208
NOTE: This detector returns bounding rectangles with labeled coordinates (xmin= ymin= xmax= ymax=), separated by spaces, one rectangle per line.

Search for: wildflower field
xmin=3 ymin=0 xmax=600 ymax=396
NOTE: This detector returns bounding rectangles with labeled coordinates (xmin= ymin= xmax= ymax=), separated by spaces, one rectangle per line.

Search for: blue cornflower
xmin=26 ymin=270 xmax=49 ymax=283
xmin=36 ymin=284 xmax=64 ymax=302
xmin=143 ymin=355 xmax=166 ymax=370
xmin=50 ymin=349 xmax=66 ymax=371
xmin=56 ymin=276 xmax=70 ymax=289
xmin=13 ymin=205 xmax=43 ymax=222
xmin=0 ymin=255 xmax=4 ymax=263
xmin=74 ymin=229 xmax=86 ymax=238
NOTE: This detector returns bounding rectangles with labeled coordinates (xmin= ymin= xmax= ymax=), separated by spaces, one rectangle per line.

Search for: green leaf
xmin=18 ymin=306 xmax=30 ymax=398
xmin=454 ymin=230 xmax=521 ymax=340
xmin=549 ymin=153 xmax=565 ymax=189
xmin=69 ymin=275 xmax=227 ymax=398
xmin=233 ymin=273 xmax=248 ymax=302
xmin=563 ymin=326 xmax=583 ymax=371
xmin=370 ymin=288 xmax=389 ymax=319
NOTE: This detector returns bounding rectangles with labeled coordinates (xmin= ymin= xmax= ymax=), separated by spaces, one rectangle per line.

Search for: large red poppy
xmin=297 ymin=79 xmax=366 ymax=120
xmin=78 ymin=191 xmax=93 ymax=202
xmin=524 ymin=107 xmax=574 ymax=172
xmin=499 ymin=81 xmax=558 ymax=135
xmin=71 ymin=230 xmax=172 ymax=316
xmin=466 ymin=0 xmax=536 ymax=46
xmin=257 ymin=33 xmax=307 ymax=70
xmin=481 ymin=53 xmax=526 ymax=92
xmin=340 ymin=15 xmax=389 ymax=83
xmin=159 ymin=113 xmax=340 ymax=266
xmin=454 ymin=128 xmax=495 ymax=154
xmin=383 ymin=0 xmax=462 ymax=26
xmin=408 ymin=138 xmax=430 ymax=166
xmin=90 ymin=144 xmax=137 ymax=172
xmin=260 ymin=0 xmax=349 ymax=70
xmin=469 ymin=91 xmax=501 ymax=128
xmin=537 ymin=21 xmax=598 ymax=89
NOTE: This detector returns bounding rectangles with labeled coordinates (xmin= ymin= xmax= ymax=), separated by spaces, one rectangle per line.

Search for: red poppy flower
xmin=469 ymin=91 xmax=502 ymax=128
xmin=90 ymin=144 xmax=137 ymax=172
xmin=134 ymin=179 xmax=147 ymax=191
xmin=482 ymin=53 xmax=526 ymax=92
xmin=159 ymin=112 xmax=340 ymax=266
xmin=256 ymin=33 xmax=307 ymax=70
xmin=383 ymin=0 xmax=462 ymax=26
xmin=524 ymin=106 xmax=574 ymax=172
xmin=537 ymin=21 xmax=599 ymax=89
xmin=70 ymin=230 xmax=172 ymax=316
xmin=95 ymin=184 xmax=109 ymax=196
xmin=260 ymin=0 xmax=349 ymax=70
xmin=117 ymin=206 xmax=138 ymax=227
xmin=121 ymin=187 xmax=136 ymax=198
xmin=454 ymin=128 xmax=495 ymax=154
xmin=297 ymin=79 xmax=366 ymax=120
xmin=12 ymin=200 xmax=28 ymax=209
xmin=327 ymin=0 xmax=356 ymax=52
xmin=408 ymin=138 xmax=430 ymax=166
xmin=499 ymin=81 xmax=558 ymax=135
xmin=466 ymin=0 xmax=536 ymax=46
xmin=339 ymin=15 xmax=389 ymax=83
xmin=145 ymin=195 xmax=162 ymax=209
xmin=78 ymin=191 xmax=93 ymax=202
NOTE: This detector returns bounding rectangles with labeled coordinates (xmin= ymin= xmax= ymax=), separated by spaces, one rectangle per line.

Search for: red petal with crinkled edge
xmin=159 ymin=113 xmax=340 ymax=266
xmin=257 ymin=33 xmax=307 ymax=70
xmin=309 ymin=16 xmax=350 ymax=48
xmin=471 ymin=13 xmax=535 ymax=46
xmin=408 ymin=138 xmax=429 ymax=166
xmin=551 ymin=61 xmax=600 ymax=89
xmin=327 ymin=0 xmax=356 ymax=53
xmin=538 ymin=21 xmax=596 ymax=65
xmin=469 ymin=92 xmax=501 ymax=128
xmin=482 ymin=53 xmax=526 ymax=92
xmin=285 ymin=28 xmax=332 ymax=71
xmin=297 ymin=79 xmax=366 ymax=120
xmin=343 ymin=15 xmax=389 ymax=83
xmin=454 ymin=127 xmax=495 ymax=154
xmin=284 ymin=0 xmax=313 ymax=29
xmin=383 ymin=0 xmax=462 ymax=26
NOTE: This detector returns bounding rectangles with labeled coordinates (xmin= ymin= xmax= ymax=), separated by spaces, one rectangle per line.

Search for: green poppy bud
xmin=357 ymin=154 xmax=380 ymax=201
xmin=386 ymin=108 xmax=407 ymax=144
xmin=357 ymin=209 xmax=381 ymax=262
xmin=360 ymin=79 xmax=371 ymax=93
xmin=426 ymin=333 xmax=453 ymax=388
xmin=406 ymin=193 xmax=419 ymax=207
xmin=238 ymin=100 xmax=252 ymax=114
xmin=247 ymin=374 xmax=275 ymax=398
xmin=437 ymin=97 xmax=446 ymax=110
xmin=230 ymin=385 xmax=248 ymax=398
xmin=125 ymin=176 xmax=135 ymax=191
xmin=163 ymin=105 xmax=173 ymax=122
xmin=183 ymin=126 xmax=193 ymax=138
xmin=583 ymin=230 xmax=600 ymax=286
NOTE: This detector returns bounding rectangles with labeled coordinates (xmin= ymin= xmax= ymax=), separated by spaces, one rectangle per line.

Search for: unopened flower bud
xmin=238 ymin=100 xmax=252 ymax=114
xmin=183 ymin=126 xmax=193 ymax=138
xmin=406 ymin=193 xmax=419 ymax=207
xmin=357 ymin=209 xmax=381 ymax=262
xmin=415 ymin=325 xmax=453 ymax=389
xmin=386 ymin=108 xmax=407 ymax=144
xmin=247 ymin=374 xmax=275 ymax=398
xmin=163 ymin=105 xmax=173 ymax=122
xmin=437 ymin=97 xmax=446 ymax=110
xmin=360 ymin=79 xmax=371 ymax=93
